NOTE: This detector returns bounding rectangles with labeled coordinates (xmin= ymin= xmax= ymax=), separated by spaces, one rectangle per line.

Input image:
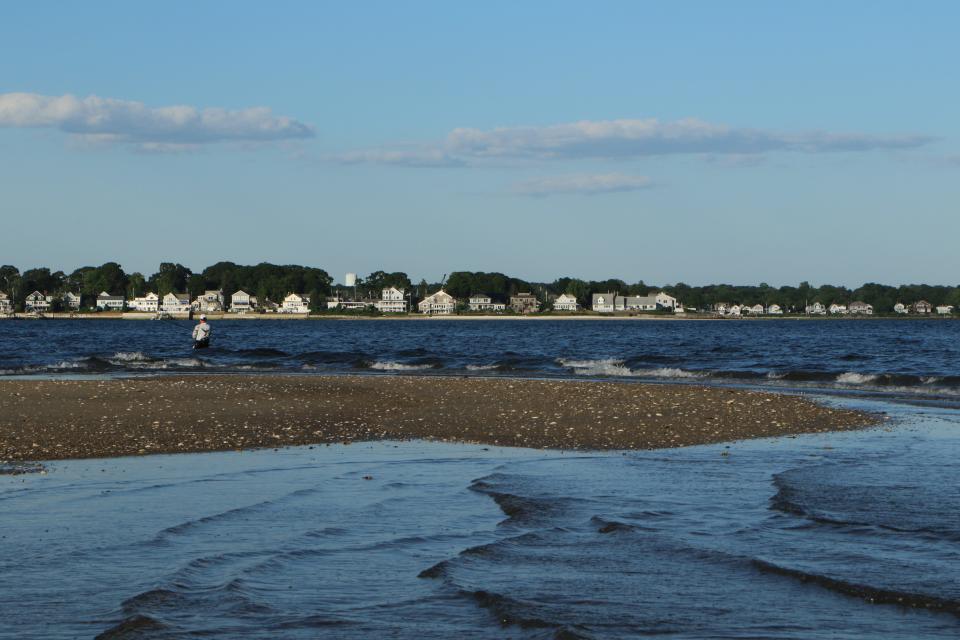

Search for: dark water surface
xmin=3 ymin=318 xmax=960 ymax=403
xmin=2 ymin=319 xmax=960 ymax=637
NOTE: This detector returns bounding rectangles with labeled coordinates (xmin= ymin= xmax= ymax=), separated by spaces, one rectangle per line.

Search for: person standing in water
xmin=192 ymin=315 xmax=211 ymax=349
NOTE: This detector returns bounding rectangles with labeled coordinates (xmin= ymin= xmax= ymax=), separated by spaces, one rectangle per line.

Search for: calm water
xmin=2 ymin=319 xmax=960 ymax=637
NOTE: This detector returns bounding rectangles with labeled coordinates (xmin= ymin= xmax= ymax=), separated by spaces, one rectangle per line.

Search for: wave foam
xmin=836 ymin=372 xmax=879 ymax=385
xmin=466 ymin=364 xmax=500 ymax=371
xmin=110 ymin=351 xmax=150 ymax=362
xmin=369 ymin=361 xmax=435 ymax=371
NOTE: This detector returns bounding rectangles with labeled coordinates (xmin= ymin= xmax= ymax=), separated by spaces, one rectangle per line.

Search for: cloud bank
xmin=514 ymin=173 xmax=654 ymax=196
xmin=0 ymin=92 xmax=314 ymax=150
xmin=340 ymin=117 xmax=934 ymax=166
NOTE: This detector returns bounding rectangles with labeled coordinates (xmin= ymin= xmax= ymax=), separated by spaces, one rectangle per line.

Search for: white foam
xmin=642 ymin=367 xmax=701 ymax=379
xmin=559 ymin=358 xmax=634 ymax=377
xmin=110 ymin=351 xmax=150 ymax=362
xmin=369 ymin=361 xmax=434 ymax=371
xmin=466 ymin=364 xmax=500 ymax=371
xmin=836 ymin=372 xmax=879 ymax=385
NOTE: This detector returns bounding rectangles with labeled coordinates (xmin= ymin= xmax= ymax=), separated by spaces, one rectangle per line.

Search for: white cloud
xmin=0 ymin=92 xmax=314 ymax=150
xmin=334 ymin=147 xmax=465 ymax=168
xmin=514 ymin=173 xmax=655 ymax=196
xmin=340 ymin=117 xmax=934 ymax=166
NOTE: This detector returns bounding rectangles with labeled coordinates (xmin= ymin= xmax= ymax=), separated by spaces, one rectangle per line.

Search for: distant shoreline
xmin=1 ymin=312 xmax=954 ymax=321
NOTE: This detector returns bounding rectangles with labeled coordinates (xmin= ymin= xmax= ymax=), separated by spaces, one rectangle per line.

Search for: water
xmin=2 ymin=318 xmax=960 ymax=403
xmin=3 ymin=319 xmax=960 ymax=637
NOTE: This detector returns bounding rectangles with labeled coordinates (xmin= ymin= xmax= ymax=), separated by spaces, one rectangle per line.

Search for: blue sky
xmin=1 ymin=1 xmax=958 ymax=286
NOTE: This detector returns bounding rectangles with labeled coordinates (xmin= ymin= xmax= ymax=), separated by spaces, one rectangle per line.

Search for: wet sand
xmin=0 ymin=375 xmax=877 ymax=461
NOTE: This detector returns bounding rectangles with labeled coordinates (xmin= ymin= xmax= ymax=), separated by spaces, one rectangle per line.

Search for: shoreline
xmin=0 ymin=375 xmax=877 ymax=462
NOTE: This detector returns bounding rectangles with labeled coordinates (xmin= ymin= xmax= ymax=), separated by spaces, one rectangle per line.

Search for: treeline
xmin=0 ymin=262 xmax=957 ymax=313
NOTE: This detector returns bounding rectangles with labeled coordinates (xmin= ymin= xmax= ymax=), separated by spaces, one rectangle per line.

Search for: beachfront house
xmin=894 ymin=303 xmax=908 ymax=314
xmin=937 ymin=305 xmax=954 ymax=315
xmin=713 ymin=302 xmax=731 ymax=315
xmin=745 ymin=304 xmax=764 ymax=315
xmin=129 ymin=292 xmax=160 ymax=312
xmin=0 ymin=292 xmax=11 ymax=313
xmin=193 ymin=290 xmax=225 ymax=313
xmin=912 ymin=300 xmax=933 ymax=314
xmin=510 ymin=292 xmax=540 ymax=314
xmin=24 ymin=291 xmax=51 ymax=313
xmin=805 ymin=302 xmax=827 ymax=315
xmin=766 ymin=304 xmax=783 ymax=315
xmin=229 ymin=290 xmax=257 ymax=314
xmin=162 ymin=292 xmax=191 ymax=314
xmin=828 ymin=303 xmax=848 ymax=315
xmin=553 ymin=293 xmax=580 ymax=312
xmin=96 ymin=291 xmax=125 ymax=311
xmin=727 ymin=304 xmax=743 ymax=317
xmin=326 ymin=296 xmax=375 ymax=311
xmin=281 ymin=293 xmax=311 ymax=314
xmin=592 ymin=293 xmax=616 ymax=313
xmin=62 ymin=291 xmax=82 ymax=310
xmin=849 ymin=301 xmax=873 ymax=315
xmin=418 ymin=290 xmax=456 ymax=315
xmin=467 ymin=294 xmax=505 ymax=312
xmin=375 ymin=287 xmax=409 ymax=313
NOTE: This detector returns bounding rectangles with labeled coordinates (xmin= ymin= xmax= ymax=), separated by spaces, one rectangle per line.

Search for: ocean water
xmin=2 ymin=319 xmax=960 ymax=637
xmin=2 ymin=318 xmax=960 ymax=404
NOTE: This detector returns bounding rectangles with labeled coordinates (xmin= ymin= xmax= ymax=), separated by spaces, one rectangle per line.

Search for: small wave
xmin=466 ymin=363 xmax=500 ymax=371
xmin=642 ymin=367 xmax=701 ymax=379
xmin=110 ymin=351 xmax=151 ymax=362
xmin=558 ymin=358 xmax=634 ymax=377
xmin=836 ymin=372 xmax=879 ymax=385
xmin=369 ymin=361 xmax=437 ymax=371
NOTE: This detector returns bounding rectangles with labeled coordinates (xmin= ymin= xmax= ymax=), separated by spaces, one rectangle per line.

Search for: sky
xmin=1 ymin=1 xmax=958 ymax=287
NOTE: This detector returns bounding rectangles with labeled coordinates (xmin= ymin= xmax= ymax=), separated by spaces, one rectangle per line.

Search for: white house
xmin=467 ymin=294 xmax=505 ymax=312
xmin=281 ymin=293 xmax=311 ymax=314
xmin=747 ymin=304 xmax=765 ymax=315
xmin=375 ymin=287 xmax=409 ymax=313
xmin=728 ymin=304 xmax=743 ymax=317
xmin=193 ymin=290 xmax=225 ymax=313
xmin=849 ymin=301 xmax=873 ymax=315
xmin=0 ymin=292 xmax=11 ymax=313
xmin=129 ymin=292 xmax=160 ymax=312
xmin=592 ymin=292 xmax=616 ymax=313
xmin=894 ymin=302 xmax=908 ymax=314
xmin=912 ymin=300 xmax=933 ymax=314
xmin=96 ymin=292 xmax=125 ymax=311
xmin=418 ymin=290 xmax=456 ymax=315
xmin=24 ymin=291 xmax=51 ymax=312
xmin=806 ymin=302 xmax=827 ymax=315
xmin=553 ymin=293 xmax=580 ymax=312
xmin=828 ymin=303 xmax=848 ymax=315
xmin=326 ymin=296 xmax=375 ymax=311
xmin=766 ymin=304 xmax=783 ymax=315
xmin=230 ymin=290 xmax=257 ymax=313
xmin=62 ymin=292 xmax=82 ymax=310
xmin=713 ymin=302 xmax=731 ymax=315
xmin=936 ymin=305 xmax=954 ymax=315
xmin=162 ymin=292 xmax=192 ymax=314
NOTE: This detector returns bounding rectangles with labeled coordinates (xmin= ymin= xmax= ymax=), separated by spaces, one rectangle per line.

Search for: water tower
xmin=345 ymin=273 xmax=357 ymax=300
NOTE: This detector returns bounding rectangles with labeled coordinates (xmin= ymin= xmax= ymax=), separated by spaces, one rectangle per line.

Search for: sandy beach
xmin=0 ymin=375 xmax=877 ymax=461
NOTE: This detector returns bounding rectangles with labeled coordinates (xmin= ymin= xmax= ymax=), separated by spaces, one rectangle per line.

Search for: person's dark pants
xmin=193 ymin=338 xmax=210 ymax=349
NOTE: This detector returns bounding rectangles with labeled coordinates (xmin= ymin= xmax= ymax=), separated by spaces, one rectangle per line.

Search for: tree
xmin=149 ymin=263 xmax=192 ymax=296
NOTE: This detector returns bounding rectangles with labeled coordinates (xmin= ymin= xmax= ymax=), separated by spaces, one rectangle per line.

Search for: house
xmin=129 ymin=292 xmax=160 ymax=312
xmin=805 ymin=302 xmax=826 ymax=315
xmin=281 ymin=293 xmax=311 ymax=314
xmin=418 ymin=290 xmax=456 ymax=315
xmin=95 ymin=291 xmax=125 ymax=311
xmin=728 ymin=304 xmax=742 ymax=317
xmin=162 ymin=292 xmax=191 ymax=314
xmin=62 ymin=292 xmax=82 ymax=310
xmin=766 ymin=304 xmax=783 ymax=315
xmin=894 ymin=303 xmax=908 ymax=314
xmin=617 ymin=295 xmax=658 ymax=312
xmin=713 ymin=302 xmax=731 ymax=315
xmin=510 ymin=292 xmax=540 ymax=314
xmin=828 ymin=303 xmax=848 ymax=315
xmin=0 ymin=292 xmax=11 ymax=313
xmin=912 ymin=300 xmax=932 ymax=314
xmin=229 ymin=290 xmax=257 ymax=314
xmin=936 ymin=305 xmax=954 ymax=315
xmin=467 ymin=294 xmax=506 ymax=312
xmin=748 ymin=304 xmax=765 ymax=315
xmin=24 ymin=291 xmax=51 ymax=312
xmin=848 ymin=301 xmax=873 ymax=315
xmin=553 ymin=293 xmax=580 ymax=312
xmin=375 ymin=287 xmax=409 ymax=313
xmin=193 ymin=290 xmax=225 ymax=313
xmin=326 ymin=296 xmax=376 ymax=311
xmin=592 ymin=292 xmax=616 ymax=313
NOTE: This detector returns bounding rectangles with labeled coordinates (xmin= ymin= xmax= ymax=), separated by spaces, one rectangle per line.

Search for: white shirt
xmin=192 ymin=323 xmax=211 ymax=340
